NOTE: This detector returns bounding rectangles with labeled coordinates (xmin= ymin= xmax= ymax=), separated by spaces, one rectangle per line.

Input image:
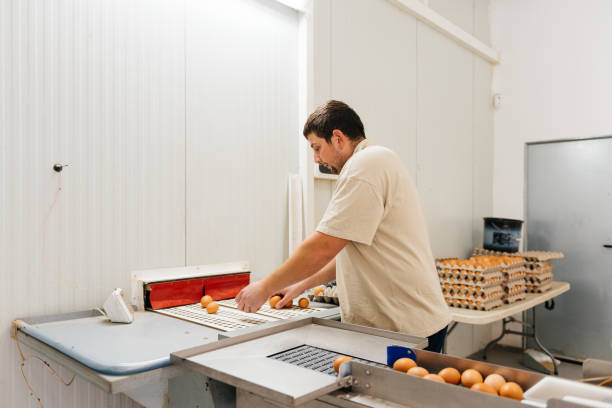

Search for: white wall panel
xmin=0 ymin=0 xmax=185 ymax=406
xmin=329 ymin=0 xmax=418 ymax=177
xmin=185 ymin=0 xmax=299 ymax=280
xmin=416 ymin=22 xmax=474 ymax=259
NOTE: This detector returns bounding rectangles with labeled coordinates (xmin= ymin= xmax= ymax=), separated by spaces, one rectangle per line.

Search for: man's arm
xmin=236 ymin=232 xmax=347 ymax=312
xmin=275 ymin=258 xmax=336 ymax=308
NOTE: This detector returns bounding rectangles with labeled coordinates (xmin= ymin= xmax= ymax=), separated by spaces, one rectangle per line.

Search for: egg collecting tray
xmin=152 ymin=298 xmax=326 ymax=332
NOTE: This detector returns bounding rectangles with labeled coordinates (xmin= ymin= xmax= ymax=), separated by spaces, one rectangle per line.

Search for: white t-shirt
xmin=317 ymin=139 xmax=451 ymax=337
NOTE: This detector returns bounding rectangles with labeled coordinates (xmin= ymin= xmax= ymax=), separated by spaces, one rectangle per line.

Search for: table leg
xmin=531 ymin=307 xmax=559 ymax=375
xmin=483 ymin=317 xmax=508 ymax=360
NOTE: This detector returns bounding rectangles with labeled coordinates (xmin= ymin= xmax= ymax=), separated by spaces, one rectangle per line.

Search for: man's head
xmin=303 ymin=100 xmax=366 ymax=174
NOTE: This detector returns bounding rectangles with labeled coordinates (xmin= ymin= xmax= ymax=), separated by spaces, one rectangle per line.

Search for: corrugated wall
xmin=1 ymin=0 xmax=185 ymax=406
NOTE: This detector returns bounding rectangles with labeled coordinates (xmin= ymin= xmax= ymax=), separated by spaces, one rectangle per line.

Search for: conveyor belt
xmin=268 ymin=344 xmax=387 ymax=376
xmin=153 ymin=300 xmax=326 ymax=331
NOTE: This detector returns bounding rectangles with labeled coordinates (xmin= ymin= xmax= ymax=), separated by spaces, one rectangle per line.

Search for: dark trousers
xmin=424 ymin=325 xmax=448 ymax=353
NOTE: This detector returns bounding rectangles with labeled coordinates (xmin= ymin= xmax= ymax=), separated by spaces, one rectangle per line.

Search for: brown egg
xmin=269 ymin=295 xmax=281 ymax=308
xmin=200 ymin=295 xmax=213 ymax=308
xmin=333 ymin=356 xmax=352 ymax=373
xmin=206 ymin=301 xmax=219 ymax=314
xmin=407 ymin=366 xmax=429 ymax=377
xmin=298 ymin=298 xmax=309 ymax=308
xmin=314 ymin=286 xmax=325 ymax=295
xmin=424 ymin=374 xmax=445 ymax=383
xmin=484 ymin=373 xmax=506 ymax=392
xmin=461 ymin=369 xmax=483 ymax=388
xmin=438 ymin=367 xmax=461 ymax=385
xmin=499 ymin=382 xmax=523 ymax=400
xmin=393 ymin=358 xmax=417 ymax=372
xmin=471 ymin=383 xmax=497 ymax=395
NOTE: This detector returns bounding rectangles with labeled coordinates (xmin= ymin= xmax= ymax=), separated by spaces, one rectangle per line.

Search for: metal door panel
xmin=526 ymin=137 xmax=612 ymax=359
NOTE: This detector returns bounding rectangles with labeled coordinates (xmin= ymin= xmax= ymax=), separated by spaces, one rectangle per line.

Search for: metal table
xmin=446 ymin=281 xmax=571 ymax=374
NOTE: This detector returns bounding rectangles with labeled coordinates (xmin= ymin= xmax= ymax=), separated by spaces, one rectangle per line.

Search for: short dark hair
xmin=303 ymin=100 xmax=365 ymax=143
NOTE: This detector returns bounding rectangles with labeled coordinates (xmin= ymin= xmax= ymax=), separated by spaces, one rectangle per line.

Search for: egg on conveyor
xmin=423 ymin=374 xmax=445 ymax=383
xmin=484 ymin=373 xmax=506 ymax=392
xmin=333 ymin=356 xmax=352 ymax=373
xmin=200 ymin=295 xmax=213 ymax=308
xmin=461 ymin=369 xmax=483 ymax=388
xmin=471 ymin=383 xmax=497 ymax=395
xmin=393 ymin=358 xmax=417 ymax=372
xmin=438 ymin=367 xmax=461 ymax=385
xmin=269 ymin=295 xmax=281 ymax=309
xmin=499 ymin=381 xmax=523 ymax=400
xmin=206 ymin=302 xmax=219 ymax=314
xmin=407 ymin=366 xmax=429 ymax=377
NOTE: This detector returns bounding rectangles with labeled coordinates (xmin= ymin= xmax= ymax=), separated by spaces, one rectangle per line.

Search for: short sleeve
xmin=316 ymin=177 xmax=384 ymax=245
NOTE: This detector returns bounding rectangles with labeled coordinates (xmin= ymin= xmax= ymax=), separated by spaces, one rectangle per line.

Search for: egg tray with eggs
xmin=526 ymin=270 xmax=553 ymax=284
xmin=436 ymin=259 xmax=503 ymax=275
xmin=472 ymin=248 xmax=564 ymax=262
xmin=438 ymin=270 xmax=504 ymax=288
xmin=502 ymin=284 xmax=527 ymax=302
xmin=503 ymin=268 xmax=526 ymax=282
xmin=526 ymin=281 xmax=553 ymax=293
xmin=441 ymin=285 xmax=503 ymax=300
xmin=445 ymin=297 xmax=504 ymax=310
xmin=307 ymin=285 xmax=339 ymax=305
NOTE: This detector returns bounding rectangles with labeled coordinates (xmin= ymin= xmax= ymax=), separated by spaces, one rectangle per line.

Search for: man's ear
xmin=331 ymin=129 xmax=345 ymax=148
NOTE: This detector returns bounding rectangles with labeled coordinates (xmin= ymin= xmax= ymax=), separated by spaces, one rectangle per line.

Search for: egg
xmin=438 ymin=367 xmax=461 ymax=385
xmin=484 ymin=373 xmax=506 ymax=392
xmin=333 ymin=356 xmax=352 ymax=373
xmin=393 ymin=358 xmax=417 ymax=372
xmin=298 ymin=298 xmax=309 ymax=308
xmin=200 ymin=295 xmax=213 ymax=308
xmin=314 ymin=286 xmax=325 ymax=295
xmin=407 ymin=366 xmax=429 ymax=377
xmin=461 ymin=369 xmax=483 ymax=388
xmin=471 ymin=383 xmax=497 ymax=395
xmin=269 ymin=295 xmax=282 ymax=308
xmin=499 ymin=381 xmax=523 ymax=400
xmin=206 ymin=301 xmax=219 ymax=314
xmin=424 ymin=374 xmax=445 ymax=383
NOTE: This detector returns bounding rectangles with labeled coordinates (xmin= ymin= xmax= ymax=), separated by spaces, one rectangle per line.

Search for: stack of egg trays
xmin=525 ymin=262 xmax=553 ymax=293
xmin=436 ymin=260 xmax=504 ymax=310
xmin=500 ymin=258 xmax=527 ymax=303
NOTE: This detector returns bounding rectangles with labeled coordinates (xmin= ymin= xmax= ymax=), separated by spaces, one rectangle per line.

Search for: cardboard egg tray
xmin=445 ymin=296 xmax=503 ymax=311
xmin=441 ymin=285 xmax=503 ymax=300
xmin=526 ymin=281 xmax=552 ymax=293
xmin=526 ymin=271 xmax=553 ymax=284
xmin=472 ymin=248 xmax=564 ymax=262
xmin=503 ymin=289 xmax=527 ymax=304
xmin=436 ymin=260 xmax=501 ymax=276
xmin=503 ymin=269 xmax=526 ymax=282
xmin=438 ymin=272 xmax=503 ymax=289
xmin=526 ymin=262 xmax=552 ymax=273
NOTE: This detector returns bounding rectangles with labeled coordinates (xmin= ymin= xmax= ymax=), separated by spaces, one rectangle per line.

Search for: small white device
xmin=103 ymin=288 xmax=134 ymax=323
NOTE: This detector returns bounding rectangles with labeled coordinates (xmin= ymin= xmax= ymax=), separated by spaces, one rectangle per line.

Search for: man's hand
xmin=275 ymin=281 xmax=305 ymax=309
xmin=236 ymin=281 xmax=270 ymax=313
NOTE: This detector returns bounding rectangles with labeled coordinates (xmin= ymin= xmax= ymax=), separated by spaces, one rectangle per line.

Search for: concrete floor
xmin=466 ymin=345 xmax=583 ymax=381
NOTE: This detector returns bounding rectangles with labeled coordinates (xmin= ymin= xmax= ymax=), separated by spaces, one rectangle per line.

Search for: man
xmin=236 ymin=100 xmax=451 ymax=352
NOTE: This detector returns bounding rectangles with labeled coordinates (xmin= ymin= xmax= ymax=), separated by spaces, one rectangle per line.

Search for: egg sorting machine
xmin=130 ymin=261 xmax=340 ymax=333
xmin=14 ymin=261 xmax=342 ymax=408
xmin=171 ymin=317 xmax=612 ymax=408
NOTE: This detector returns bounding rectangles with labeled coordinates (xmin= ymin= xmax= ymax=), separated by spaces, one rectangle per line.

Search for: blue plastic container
xmin=483 ymin=217 xmax=523 ymax=253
